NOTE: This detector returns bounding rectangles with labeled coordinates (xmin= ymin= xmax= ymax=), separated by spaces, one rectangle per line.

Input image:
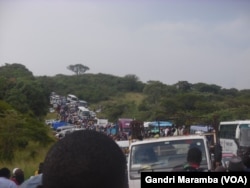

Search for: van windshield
xmin=129 ymin=138 xmax=208 ymax=179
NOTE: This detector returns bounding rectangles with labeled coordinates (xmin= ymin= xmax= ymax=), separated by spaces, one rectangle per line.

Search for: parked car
xmin=67 ymin=94 xmax=78 ymax=103
xmin=55 ymin=127 xmax=85 ymax=139
xmin=56 ymin=125 xmax=76 ymax=133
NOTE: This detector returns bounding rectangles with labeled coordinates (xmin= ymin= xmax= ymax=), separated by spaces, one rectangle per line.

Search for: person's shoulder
xmin=20 ymin=174 xmax=43 ymax=188
xmin=0 ymin=177 xmax=18 ymax=188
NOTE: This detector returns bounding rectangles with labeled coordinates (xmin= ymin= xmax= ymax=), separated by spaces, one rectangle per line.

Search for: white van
xmin=56 ymin=125 xmax=76 ymax=133
xmin=67 ymin=94 xmax=78 ymax=103
xmin=78 ymin=106 xmax=90 ymax=119
xmin=78 ymin=100 xmax=88 ymax=107
xmin=127 ymin=134 xmax=212 ymax=188
xmin=55 ymin=127 xmax=85 ymax=139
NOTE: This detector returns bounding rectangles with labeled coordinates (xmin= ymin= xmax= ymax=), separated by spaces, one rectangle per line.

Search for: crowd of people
xmin=0 ymin=167 xmax=24 ymax=188
xmin=1 ymin=130 xmax=250 ymax=187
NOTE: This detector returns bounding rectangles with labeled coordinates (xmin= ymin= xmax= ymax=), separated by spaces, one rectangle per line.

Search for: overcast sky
xmin=1 ymin=0 xmax=250 ymax=90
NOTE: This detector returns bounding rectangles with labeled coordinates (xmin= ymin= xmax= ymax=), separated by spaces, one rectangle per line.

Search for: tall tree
xmin=67 ymin=64 xmax=90 ymax=75
xmin=0 ymin=63 xmax=34 ymax=79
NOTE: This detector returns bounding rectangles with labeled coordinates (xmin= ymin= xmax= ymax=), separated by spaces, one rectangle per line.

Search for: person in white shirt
xmin=164 ymin=127 xmax=169 ymax=136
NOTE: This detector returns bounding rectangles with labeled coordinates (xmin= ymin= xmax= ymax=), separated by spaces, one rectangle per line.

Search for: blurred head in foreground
xmin=42 ymin=130 xmax=128 ymax=188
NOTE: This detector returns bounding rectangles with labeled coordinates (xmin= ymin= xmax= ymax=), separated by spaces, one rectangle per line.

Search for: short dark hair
xmin=42 ymin=130 xmax=128 ymax=188
xmin=187 ymin=147 xmax=202 ymax=164
xmin=0 ymin=167 xmax=11 ymax=178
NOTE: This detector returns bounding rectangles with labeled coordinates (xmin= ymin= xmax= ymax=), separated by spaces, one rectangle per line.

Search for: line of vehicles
xmin=46 ymin=118 xmax=250 ymax=188
xmin=47 ymin=93 xmax=250 ymax=187
xmin=47 ymin=115 xmax=250 ymax=163
xmin=48 ymin=92 xmax=96 ymax=139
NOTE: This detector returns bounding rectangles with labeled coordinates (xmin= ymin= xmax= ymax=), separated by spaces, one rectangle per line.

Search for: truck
xmin=127 ymin=134 xmax=213 ymax=188
xmin=96 ymin=118 xmax=109 ymax=128
xmin=118 ymin=118 xmax=133 ymax=135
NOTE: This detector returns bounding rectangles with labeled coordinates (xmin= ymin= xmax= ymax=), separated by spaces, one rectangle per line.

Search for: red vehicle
xmin=118 ymin=118 xmax=133 ymax=135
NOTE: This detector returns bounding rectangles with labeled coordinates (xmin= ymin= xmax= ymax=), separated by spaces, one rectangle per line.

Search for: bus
xmin=218 ymin=120 xmax=250 ymax=157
